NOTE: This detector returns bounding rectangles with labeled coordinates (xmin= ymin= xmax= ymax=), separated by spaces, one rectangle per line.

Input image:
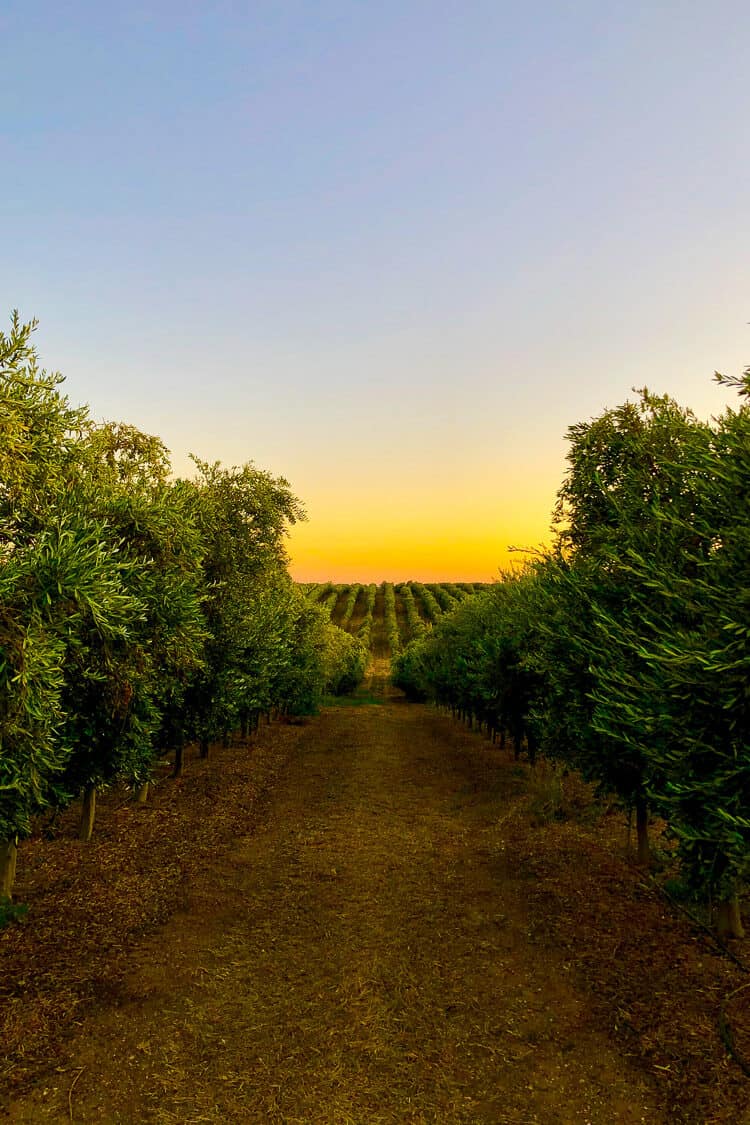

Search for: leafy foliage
xmin=396 ymin=376 xmax=750 ymax=930
xmin=383 ymin=583 xmax=401 ymax=657
xmin=0 ymin=313 xmax=359 ymax=890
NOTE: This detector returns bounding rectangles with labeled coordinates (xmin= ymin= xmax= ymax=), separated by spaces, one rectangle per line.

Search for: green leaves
xmin=398 ymin=371 xmax=750 ymax=917
xmin=0 ymin=312 xmax=328 ymax=850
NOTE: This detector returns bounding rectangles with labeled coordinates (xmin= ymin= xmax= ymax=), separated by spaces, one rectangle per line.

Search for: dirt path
xmin=7 ymin=698 xmax=661 ymax=1124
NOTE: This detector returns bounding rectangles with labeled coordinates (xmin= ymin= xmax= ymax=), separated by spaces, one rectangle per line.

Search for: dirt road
xmin=5 ymin=688 xmax=663 ymax=1124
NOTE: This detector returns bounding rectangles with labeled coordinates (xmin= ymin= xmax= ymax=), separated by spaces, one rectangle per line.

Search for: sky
xmin=2 ymin=1 xmax=748 ymax=582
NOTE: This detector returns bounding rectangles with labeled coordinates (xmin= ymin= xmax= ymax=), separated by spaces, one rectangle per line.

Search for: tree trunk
xmin=135 ymin=781 xmax=150 ymax=804
xmin=716 ymin=896 xmax=745 ymax=940
xmin=173 ymin=736 xmax=184 ymax=779
xmin=0 ymin=837 xmax=18 ymax=900
xmin=635 ymin=795 xmax=650 ymax=865
xmin=79 ymin=786 xmax=96 ymax=842
xmin=222 ymin=731 xmax=229 ymax=749
xmin=200 ymin=736 xmax=210 ymax=759
xmin=240 ymin=713 xmax=249 ymax=740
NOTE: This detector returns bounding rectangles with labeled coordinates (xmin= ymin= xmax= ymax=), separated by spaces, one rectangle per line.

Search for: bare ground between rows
xmin=2 ymin=699 xmax=749 ymax=1123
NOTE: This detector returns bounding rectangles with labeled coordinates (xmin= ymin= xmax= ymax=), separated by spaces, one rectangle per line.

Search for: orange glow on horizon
xmin=286 ymin=508 xmax=552 ymax=585
xmin=281 ymin=447 xmax=559 ymax=585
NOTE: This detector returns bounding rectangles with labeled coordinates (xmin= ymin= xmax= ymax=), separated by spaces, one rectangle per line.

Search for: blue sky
xmin=2 ymin=1 xmax=748 ymax=579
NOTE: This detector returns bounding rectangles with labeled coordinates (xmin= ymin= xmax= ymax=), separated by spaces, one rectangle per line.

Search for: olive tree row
xmin=394 ymin=374 xmax=750 ymax=937
xmin=0 ymin=315 xmax=363 ymax=899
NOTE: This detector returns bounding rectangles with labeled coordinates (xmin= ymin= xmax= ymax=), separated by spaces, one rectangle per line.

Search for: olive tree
xmin=0 ymin=316 xmax=139 ymax=883
xmin=552 ymin=389 xmax=714 ymax=862
xmin=613 ymin=370 xmax=750 ymax=934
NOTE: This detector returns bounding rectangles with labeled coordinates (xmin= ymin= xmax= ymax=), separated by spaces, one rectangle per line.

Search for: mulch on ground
xmin=0 ymin=720 xmax=306 ymax=1101
xmin=0 ymin=700 xmax=748 ymax=1123
xmin=472 ymin=747 xmax=750 ymax=1125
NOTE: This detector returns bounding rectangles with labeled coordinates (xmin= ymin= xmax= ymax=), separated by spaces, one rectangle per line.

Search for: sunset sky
xmin=2 ymin=2 xmax=749 ymax=582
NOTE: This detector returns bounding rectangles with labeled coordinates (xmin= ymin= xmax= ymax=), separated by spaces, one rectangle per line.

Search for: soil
xmin=2 ymin=674 xmax=749 ymax=1123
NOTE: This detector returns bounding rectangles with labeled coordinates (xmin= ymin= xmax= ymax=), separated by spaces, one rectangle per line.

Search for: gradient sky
xmin=2 ymin=2 xmax=749 ymax=581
